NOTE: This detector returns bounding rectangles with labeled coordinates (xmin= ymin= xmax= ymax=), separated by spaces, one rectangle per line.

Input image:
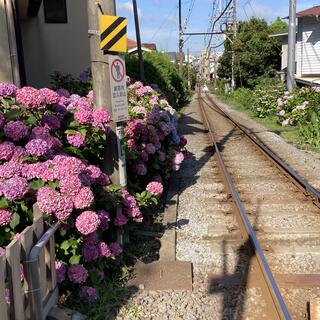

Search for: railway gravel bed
xmin=117 ymin=96 xmax=270 ymax=319
xmin=202 ymin=93 xmax=320 ymax=319
xmin=210 ymin=94 xmax=320 ymax=189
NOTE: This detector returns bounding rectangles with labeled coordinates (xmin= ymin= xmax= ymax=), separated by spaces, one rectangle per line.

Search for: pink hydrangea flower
xmin=0 ymin=141 xmax=15 ymax=161
xmin=173 ymin=151 xmax=184 ymax=165
xmin=98 ymin=242 xmax=111 ymax=257
xmin=0 ymin=209 xmax=12 ymax=226
xmin=1 ymin=176 xmax=29 ymax=200
xmin=67 ymin=133 xmax=85 ymax=148
xmin=37 ymin=187 xmax=59 ymax=214
xmin=92 ymin=109 xmax=110 ymax=126
xmin=54 ymin=195 xmax=74 ymax=221
xmin=126 ymin=206 xmax=142 ymax=218
xmin=146 ymin=181 xmax=163 ymax=196
xmin=67 ymin=264 xmax=88 ymax=284
xmin=282 ymin=119 xmax=289 ymax=126
xmin=75 ymin=211 xmax=100 ymax=235
xmin=127 ymin=139 xmax=136 ymax=150
xmin=74 ymin=109 xmax=93 ymax=124
xmin=60 ymin=175 xmax=82 ymax=196
xmin=114 ymin=213 xmax=128 ymax=226
xmin=15 ymin=86 xmax=45 ymax=108
xmin=0 ymin=161 xmax=23 ymax=179
xmin=39 ymin=88 xmax=60 ymax=104
xmin=73 ymin=187 xmax=94 ymax=209
xmin=4 ymin=121 xmax=29 ymax=141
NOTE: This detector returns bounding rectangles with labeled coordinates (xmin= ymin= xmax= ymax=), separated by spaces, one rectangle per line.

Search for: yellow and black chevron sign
xmin=100 ymin=15 xmax=127 ymax=53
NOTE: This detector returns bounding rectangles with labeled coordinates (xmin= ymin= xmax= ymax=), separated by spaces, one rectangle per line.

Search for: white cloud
xmin=118 ymin=1 xmax=142 ymax=18
xmin=164 ymin=14 xmax=178 ymax=25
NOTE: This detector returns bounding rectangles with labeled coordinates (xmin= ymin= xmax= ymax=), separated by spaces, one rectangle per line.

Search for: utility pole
xmin=187 ymin=47 xmax=191 ymax=89
xmin=287 ymin=0 xmax=296 ymax=91
xmin=231 ymin=0 xmax=237 ymax=91
xmin=132 ymin=0 xmax=145 ymax=82
xmin=87 ymin=0 xmax=120 ymax=184
xmin=178 ymin=0 xmax=183 ymax=75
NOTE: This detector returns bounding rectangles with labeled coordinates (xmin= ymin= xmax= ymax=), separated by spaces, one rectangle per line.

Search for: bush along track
xmin=217 ymin=83 xmax=320 ymax=150
xmin=0 ymin=80 xmax=188 ymax=308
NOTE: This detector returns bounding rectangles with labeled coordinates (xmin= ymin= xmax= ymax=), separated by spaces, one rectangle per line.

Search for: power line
xmin=206 ymin=0 xmax=233 ymax=52
xmin=183 ymin=0 xmax=196 ymax=30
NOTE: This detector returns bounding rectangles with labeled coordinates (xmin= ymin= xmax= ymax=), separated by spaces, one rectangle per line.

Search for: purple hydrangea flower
xmin=4 ymin=121 xmax=29 ymax=141
xmin=0 ymin=83 xmax=18 ymax=97
xmin=82 ymin=244 xmax=100 ymax=262
xmin=67 ymin=264 xmax=88 ymax=284
xmin=114 ymin=213 xmax=128 ymax=226
xmin=55 ymin=261 xmax=66 ymax=283
xmin=79 ymin=286 xmax=99 ymax=302
xmin=25 ymin=139 xmax=50 ymax=157
xmin=109 ymin=242 xmax=122 ymax=257
xmin=1 ymin=177 xmax=29 ymax=200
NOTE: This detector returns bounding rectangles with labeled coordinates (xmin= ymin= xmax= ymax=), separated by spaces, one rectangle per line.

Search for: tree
xmin=217 ymin=17 xmax=288 ymax=88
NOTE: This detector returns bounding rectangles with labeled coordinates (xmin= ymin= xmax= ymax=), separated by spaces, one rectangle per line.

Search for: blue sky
xmin=117 ymin=0 xmax=320 ymax=56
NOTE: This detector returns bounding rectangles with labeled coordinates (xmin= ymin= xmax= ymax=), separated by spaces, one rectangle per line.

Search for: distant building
xmin=271 ymin=6 xmax=320 ymax=86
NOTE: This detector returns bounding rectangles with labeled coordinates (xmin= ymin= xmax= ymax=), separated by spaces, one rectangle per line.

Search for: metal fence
xmin=0 ymin=205 xmax=58 ymax=320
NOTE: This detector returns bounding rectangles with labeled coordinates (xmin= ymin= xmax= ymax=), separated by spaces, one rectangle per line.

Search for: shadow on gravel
xmin=208 ymin=203 xmax=261 ymax=320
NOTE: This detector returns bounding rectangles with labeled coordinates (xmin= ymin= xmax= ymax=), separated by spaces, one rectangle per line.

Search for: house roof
xmin=127 ymin=38 xmax=157 ymax=52
xmin=296 ymin=5 xmax=320 ymax=17
xmin=269 ymin=29 xmax=289 ymax=37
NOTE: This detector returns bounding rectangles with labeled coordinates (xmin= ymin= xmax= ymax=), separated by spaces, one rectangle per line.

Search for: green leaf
xmin=4 ymin=109 xmax=20 ymax=121
xmin=28 ymin=179 xmax=45 ymax=190
xmin=80 ymin=128 xmax=87 ymax=137
xmin=20 ymin=202 xmax=29 ymax=212
xmin=47 ymin=181 xmax=59 ymax=189
xmin=69 ymin=255 xmax=80 ymax=265
xmin=60 ymin=228 xmax=67 ymax=237
xmin=60 ymin=240 xmax=71 ymax=251
xmin=25 ymin=114 xmax=37 ymax=126
xmin=0 ymin=197 xmax=9 ymax=209
xmin=69 ymin=120 xmax=80 ymax=128
xmin=10 ymin=212 xmax=20 ymax=229
xmin=65 ymin=129 xmax=78 ymax=135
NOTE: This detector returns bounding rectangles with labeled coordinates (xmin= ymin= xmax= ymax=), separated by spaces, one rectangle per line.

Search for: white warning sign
xmin=109 ymin=55 xmax=129 ymax=122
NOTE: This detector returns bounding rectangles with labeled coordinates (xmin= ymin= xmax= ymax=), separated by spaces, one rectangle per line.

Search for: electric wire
xmin=206 ymin=0 xmax=233 ymax=53
xmin=183 ymin=0 xmax=196 ymax=30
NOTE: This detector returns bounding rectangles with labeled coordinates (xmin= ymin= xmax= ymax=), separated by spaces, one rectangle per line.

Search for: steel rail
xmin=197 ymin=93 xmax=292 ymax=320
xmin=204 ymin=93 xmax=320 ymax=206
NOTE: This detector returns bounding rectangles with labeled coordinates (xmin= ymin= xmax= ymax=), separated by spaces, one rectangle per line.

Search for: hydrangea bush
xmin=251 ymin=83 xmax=320 ymax=148
xmin=0 ymin=82 xmax=169 ymax=302
xmin=51 ymin=74 xmax=189 ymax=195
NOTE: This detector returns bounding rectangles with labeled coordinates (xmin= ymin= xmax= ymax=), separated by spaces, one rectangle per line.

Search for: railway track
xmin=198 ymin=92 xmax=320 ymax=319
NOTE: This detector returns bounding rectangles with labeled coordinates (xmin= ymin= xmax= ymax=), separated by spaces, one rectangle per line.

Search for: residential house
xmin=272 ymin=6 xmax=320 ymax=86
xmin=0 ymin=1 xmax=155 ymax=88
xmin=127 ymin=38 xmax=156 ymax=54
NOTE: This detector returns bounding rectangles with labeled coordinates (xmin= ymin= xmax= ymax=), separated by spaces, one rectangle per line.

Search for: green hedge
xmin=125 ymin=52 xmax=189 ymax=108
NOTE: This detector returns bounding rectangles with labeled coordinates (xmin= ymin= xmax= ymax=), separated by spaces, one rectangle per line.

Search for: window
xmin=43 ymin=0 xmax=67 ymax=23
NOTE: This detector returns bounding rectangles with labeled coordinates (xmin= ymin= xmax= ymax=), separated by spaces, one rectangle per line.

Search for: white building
xmin=271 ymin=6 xmax=320 ymax=86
